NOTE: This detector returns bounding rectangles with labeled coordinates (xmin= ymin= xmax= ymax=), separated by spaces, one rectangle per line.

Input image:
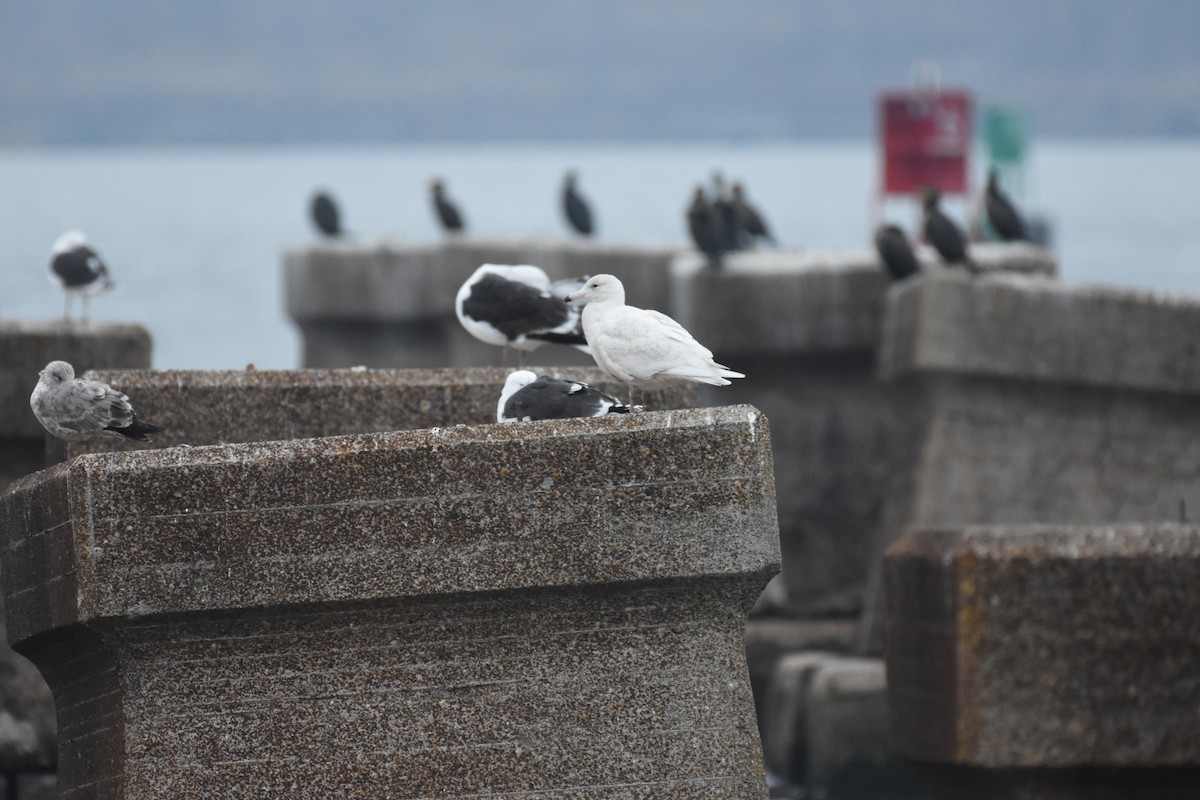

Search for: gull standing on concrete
xmin=49 ymin=231 xmax=114 ymax=323
xmin=922 ymin=187 xmax=980 ymax=275
xmin=566 ymin=274 xmax=744 ymax=405
xmin=561 ymin=169 xmax=595 ymax=236
xmin=309 ymin=190 xmax=343 ymax=238
xmin=430 ymin=178 xmax=466 ymax=234
xmin=456 ymin=264 xmax=589 ymax=365
xmin=496 ymin=370 xmax=634 ymax=422
xmin=30 ymin=360 xmax=163 ymax=443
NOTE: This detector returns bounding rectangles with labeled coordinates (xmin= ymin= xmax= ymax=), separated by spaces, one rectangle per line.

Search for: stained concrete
xmin=2 ymin=405 xmax=779 ymax=798
xmin=858 ymin=273 xmax=1200 ymax=654
xmin=283 ymin=238 xmax=679 ymax=369
xmin=675 ymin=248 xmax=1056 ymax=613
xmin=66 ymin=366 xmax=696 ymax=458
xmin=886 ymin=524 xmax=1200 ymax=797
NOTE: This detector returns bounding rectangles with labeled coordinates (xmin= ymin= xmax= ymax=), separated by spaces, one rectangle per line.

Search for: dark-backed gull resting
xmin=566 ymin=273 xmax=744 ymax=405
xmin=496 ymin=370 xmax=634 ymax=422
xmin=874 ymin=224 xmax=921 ymax=281
xmin=561 ymin=169 xmax=595 ymax=236
xmin=30 ymin=360 xmax=163 ymax=442
xmin=49 ymin=231 xmax=114 ymax=322
xmin=430 ymin=178 xmax=465 ymax=234
xmin=455 ymin=264 xmax=589 ymax=365
xmin=309 ymin=190 xmax=342 ymax=237
xmin=922 ymin=187 xmax=979 ymax=275
xmin=984 ymin=168 xmax=1030 ymax=242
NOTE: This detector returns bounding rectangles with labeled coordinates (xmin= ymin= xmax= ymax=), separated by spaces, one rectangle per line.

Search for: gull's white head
xmin=497 ymin=370 xmax=539 ymax=422
xmin=52 ymin=231 xmax=89 ymax=256
xmin=39 ymin=360 xmax=76 ymax=385
xmin=565 ymin=273 xmax=624 ymax=306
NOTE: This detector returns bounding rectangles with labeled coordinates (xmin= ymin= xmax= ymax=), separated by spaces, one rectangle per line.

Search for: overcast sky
xmin=2 ymin=0 xmax=1198 ymax=145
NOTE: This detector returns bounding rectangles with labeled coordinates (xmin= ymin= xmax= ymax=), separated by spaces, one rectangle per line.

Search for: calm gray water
xmin=1 ymin=139 xmax=1198 ymax=369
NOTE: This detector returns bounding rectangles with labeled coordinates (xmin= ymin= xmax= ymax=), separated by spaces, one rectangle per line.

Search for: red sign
xmin=879 ymin=90 xmax=973 ymax=195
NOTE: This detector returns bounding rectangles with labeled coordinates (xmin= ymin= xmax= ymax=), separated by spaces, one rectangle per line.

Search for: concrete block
xmin=673 ymin=249 xmax=1055 ymax=614
xmin=2 ymin=405 xmax=780 ymax=798
xmin=886 ymin=525 xmax=1200 ymax=796
xmin=881 ymin=272 xmax=1200 ymax=393
xmin=68 ymin=366 xmax=697 ymax=456
xmin=860 ymin=275 xmax=1200 ymax=654
xmin=284 ymin=238 xmax=680 ymax=368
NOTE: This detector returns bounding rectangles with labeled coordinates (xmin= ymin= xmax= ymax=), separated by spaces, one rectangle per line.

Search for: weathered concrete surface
xmin=886 ymin=524 xmax=1200 ymax=797
xmin=67 ymin=367 xmax=696 ymax=457
xmin=673 ymin=250 xmax=1057 ymax=613
xmin=881 ymin=272 xmax=1200 ymax=393
xmin=2 ymin=406 xmax=779 ymax=798
xmin=284 ymin=238 xmax=679 ymax=368
xmin=0 ymin=322 xmax=152 ymax=487
xmin=0 ymin=320 xmax=151 ymax=790
xmin=858 ymin=274 xmax=1200 ymax=654
xmin=759 ymin=652 xmax=924 ymax=798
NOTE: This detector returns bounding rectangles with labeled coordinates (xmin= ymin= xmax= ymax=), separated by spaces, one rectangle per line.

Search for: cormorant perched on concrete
xmin=309 ymin=190 xmax=342 ymax=237
xmin=562 ymin=170 xmax=595 ymax=236
xmin=430 ymin=179 xmax=465 ymax=234
xmin=731 ymin=182 xmax=776 ymax=247
xmin=687 ymin=185 xmax=726 ymax=269
xmin=49 ymin=231 xmax=114 ymax=322
xmin=874 ymin=224 xmax=921 ymax=281
xmin=709 ymin=171 xmax=742 ymax=251
xmin=922 ymin=187 xmax=979 ymax=274
xmin=984 ymin=168 xmax=1029 ymax=242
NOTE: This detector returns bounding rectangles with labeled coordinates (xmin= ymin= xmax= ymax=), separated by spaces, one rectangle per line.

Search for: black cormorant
xmin=309 ymin=190 xmax=342 ymax=238
xmin=731 ymin=182 xmax=776 ymax=247
xmin=562 ymin=170 xmax=595 ymax=236
xmin=874 ymin=224 xmax=921 ymax=281
xmin=430 ymin=179 xmax=465 ymax=234
xmin=984 ymin=168 xmax=1029 ymax=242
xmin=922 ymin=187 xmax=979 ymax=274
xmin=687 ymin=186 xmax=726 ymax=269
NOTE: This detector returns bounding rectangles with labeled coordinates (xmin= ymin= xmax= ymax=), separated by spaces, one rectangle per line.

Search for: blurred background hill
xmin=3 ymin=0 xmax=1199 ymax=145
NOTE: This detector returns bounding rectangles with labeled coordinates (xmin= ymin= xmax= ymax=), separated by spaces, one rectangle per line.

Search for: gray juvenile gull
xmin=430 ymin=178 xmax=465 ymax=234
xmin=566 ymin=273 xmax=744 ymax=404
xmin=496 ymin=370 xmax=634 ymax=423
xmin=455 ymin=264 xmax=589 ymax=366
xmin=874 ymin=224 xmax=921 ymax=281
xmin=309 ymin=190 xmax=342 ymax=237
xmin=984 ymin=167 xmax=1030 ymax=242
xmin=30 ymin=360 xmax=163 ymax=442
xmin=922 ymin=187 xmax=980 ymax=275
xmin=49 ymin=231 xmax=114 ymax=322
xmin=561 ymin=169 xmax=595 ymax=236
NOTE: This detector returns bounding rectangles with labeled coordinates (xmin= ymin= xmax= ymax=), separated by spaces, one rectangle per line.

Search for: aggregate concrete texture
xmin=2 ymin=405 xmax=780 ymax=798
xmin=284 ymin=237 xmax=680 ymax=368
xmin=886 ymin=525 xmax=1200 ymax=784
xmin=69 ymin=366 xmax=696 ymax=456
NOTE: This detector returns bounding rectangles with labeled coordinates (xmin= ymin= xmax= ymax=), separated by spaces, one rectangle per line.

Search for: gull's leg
xmin=81 ymin=294 xmax=90 ymax=324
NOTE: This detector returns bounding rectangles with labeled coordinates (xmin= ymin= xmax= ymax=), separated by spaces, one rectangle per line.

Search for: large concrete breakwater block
xmin=673 ymin=245 xmax=1057 ymax=613
xmin=886 ymin=524 xmax=1200 ymax=798
xmin=68 ymin=366 xmax=696 ymax=456
xmin=1 ymin=404 xmax=780 ymax=799
xmin=283 ymin=237 xmax=679 ymax=369
xmin=855 ymin=273 xmax=1200 ymax=653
